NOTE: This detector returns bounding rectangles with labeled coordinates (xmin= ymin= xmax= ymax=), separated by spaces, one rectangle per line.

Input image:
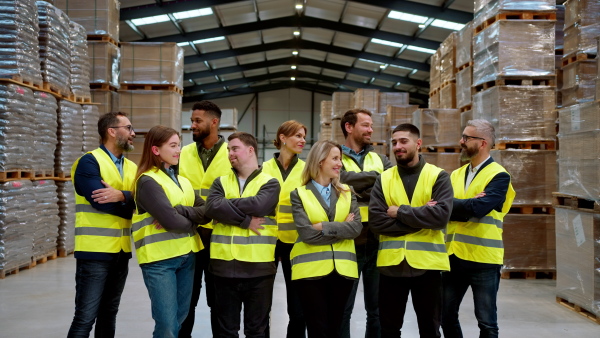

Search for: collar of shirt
xmin=341 ymin=145 xmax=365 ymax=157
xmin=311 ymin=179 xmax=331 ymax=207
xmin=469 ymin=155 xmax=491 ymax=174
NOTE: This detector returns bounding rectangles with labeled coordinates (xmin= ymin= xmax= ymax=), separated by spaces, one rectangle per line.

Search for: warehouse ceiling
xmin=119 ymin=0 xmax=474 ymax=105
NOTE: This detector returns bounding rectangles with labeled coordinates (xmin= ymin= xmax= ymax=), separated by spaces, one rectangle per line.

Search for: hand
xmin=92 ymin=180 xmax=125 ymax=204
xmin=152 ymin=219 xmax=163 ymax=230
xmin=248 ymin=216 xmax=265 ymax=235
xmin=345 ymin=213 xmax=355 ymax=222
xmin=387 ymin=206 xmax=399 ymax=218
xmin=426 ymin=199 xmax=438 ymax=206
xmin=312 ymin=222 xmax=323 ymax=231
xmin=474 ymin=192 xmax=486 ymax=198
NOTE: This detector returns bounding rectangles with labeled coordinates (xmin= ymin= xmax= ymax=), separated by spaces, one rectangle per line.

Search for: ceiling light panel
xmin=173 ymin=8 xmax=213 ymax=20
xmin=371 ymin=38 xmax=404 ymax=48
xmin=406 ymin=45 xmax=437 ymax=54
xmin=430 ymin=19 xmax=466 ymax=31
xmin=131 ymin=14 xmax=171 ymax=26
xmin=387 ymin=11 xmax=428 ymax=24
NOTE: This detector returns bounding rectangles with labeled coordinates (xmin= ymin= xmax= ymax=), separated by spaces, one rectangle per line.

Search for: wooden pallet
xmin=493 ymin=140 xmax=556 ymax=150
xmin=474 ymin=11 xmax=557 ymax=35
xmin=429 ymin=87 xmax=440 ymax=97
xmin=509 ymin=205 xmax=554 ymax=214
xmin=119 ymin=83 xmax=183 ymax=95
xmin=70 ymin=95 xmax=92 ymax=104
xmin=423 ymin=146 xmax=461 ymax=153
xmin=58 ymin=248 xmax=74 ymax=258
xmin=459 ymin=104 xmax=472 ymax=112
xmin=501 ymin=270 xmax=556 ymax=280
xmin=0 ymin=261 xmax=34 ymax=279
xmin=561 ymin=51 xmax=597 ymax=67
xmin=87 ymin=34 xmax=118 ymax=47
xmin=456 ymin=62 xmax=473 ymax=72
xmin=473 ymin=76 xmax=556 ymax=93
xmin=0 ymin=169 xmax=33 ymax=182
xmin=31 ymin=169 xmax=55 ymax=180
xmin=440 ymin=79 xmax=456 ymax=89
xmin=53 ymin=172 xmax=72 ymax=182
xmin=89 ymin=82 xmax=118 ymax=91
xmin=555 ymin=48 xmax=563 ymax=56
xmin=0 ymin=76 xmax=42 ymax=90
xmin=42 ymin=81 xmax=68 ymax=97
xmin=552 ymin=192 xmax=600 ymax=213
xmin=31 ymin=250 xmax=58 ymax=267
xmin=556 ymin=297 xmax=600 ymax=325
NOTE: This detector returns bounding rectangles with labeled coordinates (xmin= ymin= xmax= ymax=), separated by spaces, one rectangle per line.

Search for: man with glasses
xmin=442 ymin=119 xmax=515 ymax=338
xmin=68 ymin=112 xmax=137 ymax=337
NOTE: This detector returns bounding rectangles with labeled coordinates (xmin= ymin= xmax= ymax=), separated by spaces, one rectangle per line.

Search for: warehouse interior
xmin=0 ymin=0 xmax=600 ymax=337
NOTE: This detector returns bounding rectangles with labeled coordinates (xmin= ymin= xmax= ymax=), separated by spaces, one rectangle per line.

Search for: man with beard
xmin=369 ymin=123 xmax=453 ymax=338
xmin=442 ymin=120 xmax=515 ymax=338
xmin=68 ymin=112 xmax=137 ymax=337
xmin=179 ymin=100 xmax=232 ymax=337
xmin=339 ymin=108 xmax=392 ymax=338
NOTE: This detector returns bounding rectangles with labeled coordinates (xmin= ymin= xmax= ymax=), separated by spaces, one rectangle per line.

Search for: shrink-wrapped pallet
xmin=354 ymin=89 xmax=379 ymax=113
xmin=82 ymin=104 xmax=99 ymax=153
xmin=91 ymin=89 xmax=119 ymax=114
xmin=0 ymin=180 xmax=36 ymax=273
xmin=88 ymin=41 xmax=120 ymax=88
xmin=0 ymin=0 xmax=43 ymax=86
xmin=460 ymin=110 xmax=473 ymax=131
xmin=491 ymin=149 xmax=556 ymax=205
xmin=430 ymin=50 xmax=441 ymax=90
xmin=429 ymin=90 xmax=440 ymax=109
xmin=561 ymin=60 xmax=596 ymax=105
xmin=563 ymin=23 xmax=600 ymax=56
xmin=387 ymin=105 xmax=419 ymax=127
xmin=319 ymin=125 xmax=332 ymax=141
xmin=563 ymin=0 xmax=600 ymax=29
xmin=378 ymin=92 xmax=409 ymax=115
xmin=412 ymin=109 xmax=461 ymax=147
xmin=55 ymin=100 xmax=84 ymax=176
xmin=440 ymin=83 xmax=457 ymax=109
xmin=561 ymin=85 xmax=596 ymax=106
xmin=33 ymin=91 xmax=58 ymax=170
xmin=37 ymin=1 xmax=71 ymax=96
xmin=555 ymin=208 xmax=600 ymax=317
xmin=120 ymin=42 xmax=184 ymax=90
xmin=456 ymin=22 xmax=473 ymax=68
xmin=320 ymin=100 xmax=332 ymax=125
xmin=220 ymin=108 xmax=237 ymax=130
xmin=503 ymin=214 xmax=556 ymax=270
xmin=56 ymin=180 xmax=75 ymax=254
xmin=31 ymin=179 xmax=59 ymax=258
xmin=420 ymin=152 xmax=464 ymax=173
xmin=557 ymin=100 xmax=600 ymax=133
xmin=472 ymin=85 xmax=556 ymax=141
xmin=69 ymin=21 xmax=91 ymax=99
xmin=118 ymin=90 xmax=182 ymax=132
xmin=456 ymin=66 xmax=472 ymax=109
xmin=439 ymin=32 xmax=456 ymax=84
xmin=474 ymin=0 xmax=555 ymax=29
xmin=556 ymin=5 xmax=565 ymax=49
xmin=0 ymin=84 xmax=35 ymax=170
xmin=124 ymin=135 xmax=144 ymax=165
xmin=332 ymin=92 xmax=353 ymax=119
xmin=54 ymin=0 xmax=119 ymax=41
xmin=332 ymin=118 xmax=344 ymax=144
xmin=473 ymin=20 xmax=555 ymax=86
xmin=557 ymin=158 xmax=600 ymax=198
xmin=371 ymin=113 xmax=389 ymax=144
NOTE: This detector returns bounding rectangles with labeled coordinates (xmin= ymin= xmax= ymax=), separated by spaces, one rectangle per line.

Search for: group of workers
xmin=66 ymin=100 xmax=514 ymax=338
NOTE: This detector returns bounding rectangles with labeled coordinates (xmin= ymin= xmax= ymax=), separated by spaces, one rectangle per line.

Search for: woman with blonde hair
xmin=289 ymin=140 xmax=363 ymax=338
xmin=131 ymin=125 xmax=211 ymax=338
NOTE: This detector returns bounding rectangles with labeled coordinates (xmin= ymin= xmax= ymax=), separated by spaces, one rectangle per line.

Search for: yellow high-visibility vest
xmin=342 ymin=151 xmax=384 ymax=222
xmin=131 ymin=168 xmax=202 ymax=265
xmin=377 ymin=164 xmax=450 ymax=271
xmin=71 ymin=148 xmax=137 ymax=253
xmin=446 ymin=162 xmax=515 ymax=265
xmin=290 ymin=184 xmax=358 ymax=280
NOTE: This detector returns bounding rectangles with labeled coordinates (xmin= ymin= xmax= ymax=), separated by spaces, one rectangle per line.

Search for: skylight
xmin=192 ymin=36 xmax=225 ymax=44
xmin=358 ymin=58 xmax=385 ymax=65
xmin=430 ymin=19 xmax=466 ymax=31
xmin=388 ymin=11 xmax=428 ymax=24
xmin=177 ymin=42 xmax=190 ymax=47
xmin=173 ymin=8 xmax=213 ymax=20
xmin=131 ymin=14 xmax=170 ymax=26
xmin=407 ymin=45 xmax=436 ymax=54
xmin=388 ymin=64 xmax=413 ymax=71
xmin=371 ymin=38 xmax=404 ymax=49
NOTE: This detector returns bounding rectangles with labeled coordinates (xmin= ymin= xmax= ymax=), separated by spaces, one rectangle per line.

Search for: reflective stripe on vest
xmin=446 ymin=162 xmax=515 ymax=264
xmin=261 ymin=157 xmax=306 ymax=243
xmin=71 ymin=148 xmax=136 ymax=254
xmin=210 ymin=171 xmax=278 ymax=263
xmin=131 ymin=169 xmax=203 ymax=265
xmin=377 ymin=164 xmax=450 ymax=271
xmin=342 ymin=152 xmax=384 ymax=222
xmin=290 ymin=184 xmax=358 ymax=280
xmin=179 ymin=142 xmax=231 ymax=229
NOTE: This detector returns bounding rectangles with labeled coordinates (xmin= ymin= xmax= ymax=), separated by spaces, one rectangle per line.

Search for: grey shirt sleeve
xmin=380 ymin=153 xmax=394 ymax=170
xmin=174 ymin=193 xmax=211 ymax=225
xmin=228 ymin=178 xmax=281 ymax=217
xmin=369 ymin=176 xmax=420 ymax=237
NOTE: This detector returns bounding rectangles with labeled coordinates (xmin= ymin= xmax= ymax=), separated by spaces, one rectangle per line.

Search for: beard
xmin=192 ymin=125 xmax=211 ymax=143
xmin=395 ymin=148 xmax=417 ymax=166
xmin=460 ymin=145 xmax=478 ymax=162
xmin=116 ymin=135 xmax=134 ymax=152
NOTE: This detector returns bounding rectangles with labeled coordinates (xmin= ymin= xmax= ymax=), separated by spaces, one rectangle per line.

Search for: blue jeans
xmin=67 ymin=254 xmax=129 ymax=338
xmin=441 ymin=265 xmax=501 ymax=338
xmin=141 ymin=253 xmax=196 ymax=338
xmin=341 ymin=240 xmax=381 ymax=338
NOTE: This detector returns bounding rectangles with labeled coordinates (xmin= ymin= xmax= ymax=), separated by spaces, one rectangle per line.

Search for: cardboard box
xmin=412 ymin=109 xmax=461 ymax=147
xmin=564 ymin=0 xmax=600 ymax=29
xmin=332 ymin=92 xmax=353 ymax=119
xmin=563 ymin=23 xmax=600 ymax=56
xmin=440 ymin=83 xmax=457 ymax=109
xmin=88 ymin=41 xmax=120 ymax=88
xmin=320 ymin=100 xmax=332 ymax=124
xmin=120 ymin=42 xmax=184 ymax=89
xmin=420 ymin=152 xmax=465 ymax=173
xmin=456 ymin=22 xmax=473 ymax=68
xmin=456 ymin=66 xmax=472 ymax=109
xmin=220 ymin=108 xmax=237 ymax=129
xmin=55 ymin=0 xmax=120 ymax=41
xmin=387 ymin=105 xmax=419 ymax=127
xmin=118 ymin=90 xmax=182 ymax=133
xmin=354 ymin=88 xmax=379 ymax=113
xmin=503 ymin=214 xmax=556 ymax=270
xmin=379 ymin=93 xmax=409 ymax=115
xmin=91 ymin=89 xmax=119 ymax=115
xmin=557 ymin=100 xmax=600 ymax=134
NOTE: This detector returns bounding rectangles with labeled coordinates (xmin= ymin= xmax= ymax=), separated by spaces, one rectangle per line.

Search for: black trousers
xmin=379 ymin=270 xmax=442 ymax=338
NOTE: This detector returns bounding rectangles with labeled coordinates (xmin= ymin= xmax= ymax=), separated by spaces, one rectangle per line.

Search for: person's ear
xmin=152 ymin=146 xmax=160 ymax=156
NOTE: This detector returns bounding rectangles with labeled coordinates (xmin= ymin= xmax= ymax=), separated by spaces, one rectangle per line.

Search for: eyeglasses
xmin=461 ymin=134 xmax=485 ymax=142
xmin=110 ymin=125 xmax=134 ymax=133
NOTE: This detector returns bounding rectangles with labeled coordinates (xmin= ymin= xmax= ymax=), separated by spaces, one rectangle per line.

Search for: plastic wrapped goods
xmin=503 ymin=214 xmax=555 ymax=270
xmin=412 ymin=109 xmax=461 ymax=147
xmin=56 ymin=180 xmax=75 ymax=254
xmin=474 ymin=0 xmax=556 ymax=28
xmin=54 ymin=0 xmax=119 ymax=41
xmin=490 ymin=149 xmax=556 ymax=205
xmin=33 ymin=91 xmax=58 ymax=170
xmin=69 ymin=21 xmax=91 ymax=99
xmin=456 ymin=66 xmax=472 ymax=109
xmin=561 ymin=85 xmax=596 ymax=106
xmin=120 ymin=43 xmax=184 ymax=90
xmin=557 ymin=101 xmax=600 ymax=135
xmin=331 ymin=118 xmax=344 ymax=144
xmin=91 ymin=89 xmax=119 ymax=115
xmin=557 ymin=158 xmax=600 ymax=198
xmin=456 ymin=22 xmax=473 ymax=68
xmin=439 ymin=83 xmax=457 ymax=109
xmin=378 ymin=93 xmax=409 ymax=115
xmin=320 ymin=100 xmax=332 ymax=125
xmin=118 ymin=90 xmax=182 ymax=132
xmin=31 ymin=179 xmax=59 ymax=258
xmin=0 ymin=84 xmax=36 ymax=170
xmin=370 ymin=113 xmax=390 ymax=144
xmin=555 ymin=208 xmax=600 ymax=317
xmin=429 ymin=90 xmax=440 ymax=109
xmin=563 ymin=23 xmax=600 ymax=56
xmin=439 ymin=32 xmax=456 ymax=84
xmin=473 ymin=20 xmax=555 ymax=86
xmin=420 ymin=152 xmax=465 ymax=173
xmin=460 ymin=110 xmax=473 ymax=131
xmin=55 ymin=100 xmax=84 ymax=176
xmin=472 ymin=86 xmax=556 ymax=141
xmin=387 ymin=105 xmax=418 ymax=127
xmin=332 ymin=92 xmax=353 ymax=119
xmin=556 ymin=5 xmax=565 ymax=49
xmin=37 ymin=1 xmax=71 ymax=96
xmin=354 ymin=89 xmax=379 ymax=113
xmin=220 ymin=108 xmax=237 ymax=130
xmin=0 ymin=180 xmax=36 ymax=272
xmin=0 ymin=0 xmax=43 ymax=86
xmin=319 ymin=125 xmax=332 ymax=141
xmin=563 ymin=0 xmax=600 ymax=29
xmin=562 ymin=60 xmax=596 ymax=90
xmin=430 ymin=50 xmax=441 ymax=90
xmin=88 ymin=41 xmax=120 ymax=88
xmin=82 ymin=105 xmax=99 ymax=153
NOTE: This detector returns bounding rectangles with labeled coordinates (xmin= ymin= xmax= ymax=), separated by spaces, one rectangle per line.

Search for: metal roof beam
xmin=121 ymin=0 xmax=242 ymax=21
xmin=351 ymin=0 xmax=472 ymax=23
xmin=182 ymin=81 xmax=336 ymax=102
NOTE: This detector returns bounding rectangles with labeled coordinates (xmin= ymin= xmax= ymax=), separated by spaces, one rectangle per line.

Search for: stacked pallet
xmin=31 ymin=179 xmax=60 ymax=262
xmin=56 ymin=180 xmax=75 ymax=257
xmin=37 ymin=1 xmax=71 ymax=97
xmin=412 ymin=108 xmax=463 ymax=173
xmin=219 ymin=108 xmax=239 ymax=141
xmin=319 ymin=100 xmax=332 ymax=141
xmin=332 ymin=92 xmax=354 ymax=144
xmin=69 ymin=21 xmax=91 ymax=103
xmin=455 ymin=22 xmax=474 ymax=125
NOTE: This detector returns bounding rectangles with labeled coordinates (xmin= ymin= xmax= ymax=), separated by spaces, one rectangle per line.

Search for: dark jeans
xmin=441 ymin=265 xmax=502 ymax=338
xmin=275 ymin=240 xmax=306 ymax=338
xmin=296 ymin=273 xmax=355 ymax=338
xmin=341 ymin=241 xmax=380 ymax=338
xmin=214 ymin=274 xmax=276 ymax=338
xmin=67 ymin=254 xmax=129 ymax=338
xmin=379 ymin=270 xmax=442 ymax=338
xmin=180 ymin=229 xmax=217 ymax=338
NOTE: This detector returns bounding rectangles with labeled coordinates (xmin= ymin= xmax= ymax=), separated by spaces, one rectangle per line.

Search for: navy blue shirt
xmin=73 ymin=145 xmax=135 ymax=260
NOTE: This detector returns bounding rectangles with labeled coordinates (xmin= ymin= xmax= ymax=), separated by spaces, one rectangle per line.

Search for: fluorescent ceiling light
xmin=291 ymin=65 xmax=297 ymax=69
xmin=388 ymin=64 xmax=413 ymax=71
xmin=131 ymin=14 xmax=170 ymax=26
xmin=293 ymin=30 xmax=301 ymax=36
xmin=295 ymin=4 xmax=303 ymax=10
xmin=291 ymin=77 xmax=296 ymax=81
xmin=388 ymin=11 xmax=428 ymax=24
xmin=358 ymin=58 xmax=385 ymax=65
xmin=430 ymin=19 xmax=465 ymax=31
xmin=177 ymin=42 xmax=190 ymax=47
xmin=192 ymin=36 xmax=225 ymax=44
xmin=407 ymin=45 xmax=436 ymax=54
xmin=173 ymin=8 xmax=213 ymax=20
xmin=371 ymin=38 xmax=404 ymax=48
xmin=292 ymin=50 xmax=299 ymax=55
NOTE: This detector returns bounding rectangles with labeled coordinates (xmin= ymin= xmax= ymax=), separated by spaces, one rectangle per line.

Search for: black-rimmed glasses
xmin=461 ymin=134 xmax=485 ymax=142
xmin=110 ymin=125 xmax=134 ymax=133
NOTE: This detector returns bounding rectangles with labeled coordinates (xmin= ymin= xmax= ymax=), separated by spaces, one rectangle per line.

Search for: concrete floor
xmin=0 ymin=255 xmax=598 ymax=337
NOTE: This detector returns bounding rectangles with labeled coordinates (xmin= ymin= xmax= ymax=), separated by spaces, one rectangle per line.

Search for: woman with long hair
xmin=289 ymin=140 xmax=363 ymax=338
xmin=261 ymin=120 xmax=308 ymax=336
xmin=131 ymin=125 xmax=210 ymax=338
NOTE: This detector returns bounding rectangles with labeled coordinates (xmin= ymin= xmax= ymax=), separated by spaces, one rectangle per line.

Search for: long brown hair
xmin=301 ymin=140 xmax=349 ymax=196
xmin=134 ymin=125 xmax=180 ymax=183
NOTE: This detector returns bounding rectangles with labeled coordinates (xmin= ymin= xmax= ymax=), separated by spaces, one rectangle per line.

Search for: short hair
xmin=98 ymin=112 xmax=128 ymax=143
xmin=340 ymin=108 xmax=372 ymax=138
xmin=228 ymin=132 xmax=258 ymax=157
xmin=467 ymin=119 xmax=496 ymax=146
xmin=392 ymin=123 xmax=420 ymax=139
xmin=192 ymin=100 xmax=222 ymax=120
xmin=273 ymin=120 xmax=307 ymax=149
